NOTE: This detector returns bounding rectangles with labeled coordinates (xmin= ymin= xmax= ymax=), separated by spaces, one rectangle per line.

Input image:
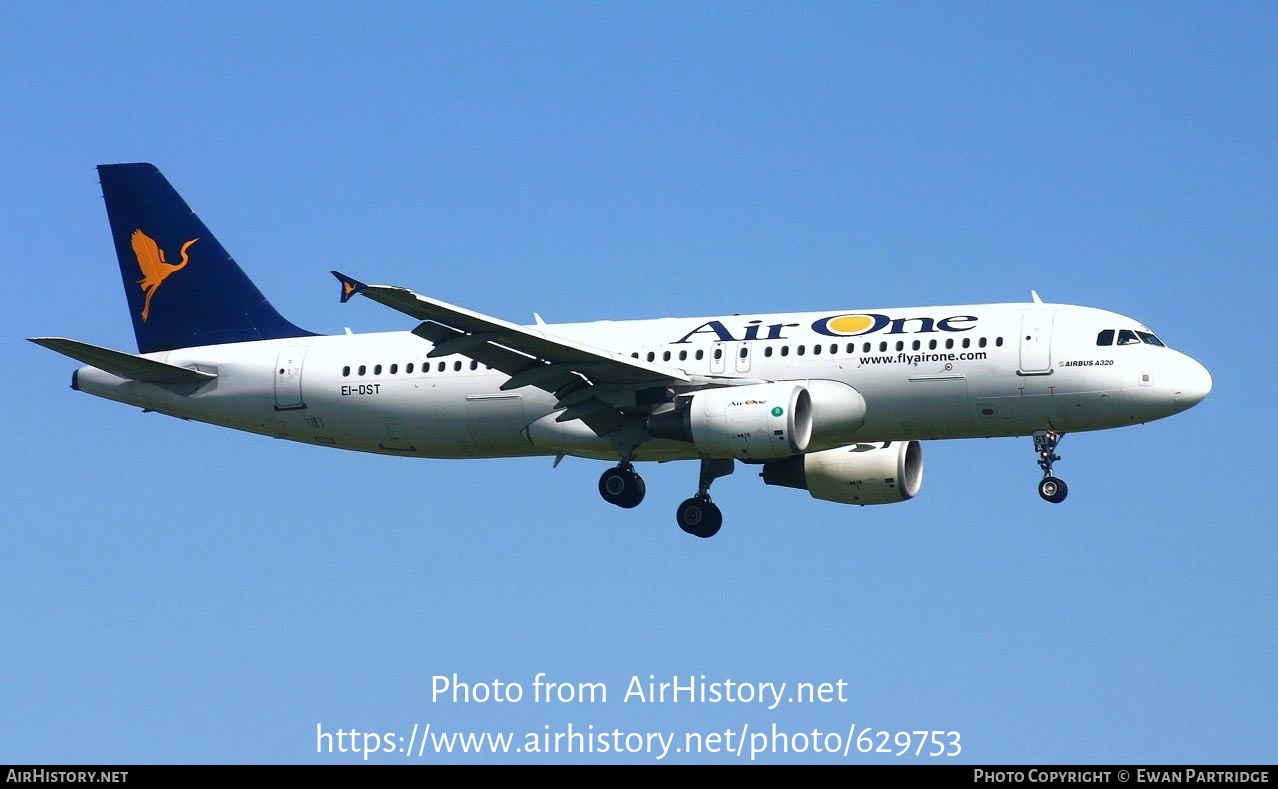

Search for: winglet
xmin=332 ymin=271 xmax=367 ymax=303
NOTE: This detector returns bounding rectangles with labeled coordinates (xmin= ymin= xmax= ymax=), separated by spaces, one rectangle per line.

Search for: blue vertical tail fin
xmin=98 ymin=163 xmax=317 ymax=353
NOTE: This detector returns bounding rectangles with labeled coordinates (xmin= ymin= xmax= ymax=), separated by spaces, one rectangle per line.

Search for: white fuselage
xmin=70 ymin=301 xmax=1212 ymax=462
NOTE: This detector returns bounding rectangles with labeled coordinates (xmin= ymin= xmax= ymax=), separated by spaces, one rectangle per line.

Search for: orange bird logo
xmin=131 ymin=229 xmax=198 ymax=321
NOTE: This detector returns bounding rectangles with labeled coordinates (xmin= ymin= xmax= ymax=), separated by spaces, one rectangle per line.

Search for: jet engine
xmin=647 ymin=382 xmax=812 ymax=460
xmin=801 ymin=379 xmax=868 ymax=450
xmin=761 ymin=441 xmax=923 ymax=505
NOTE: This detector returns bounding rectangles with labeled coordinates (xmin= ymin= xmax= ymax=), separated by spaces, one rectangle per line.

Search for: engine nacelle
xmin=802 ymin=379 xmax=868 ymax=450
xmin=761 ymin=441 xmax=923 ymax=505
xmin=648 ymin=382 xmax=812 ymax=459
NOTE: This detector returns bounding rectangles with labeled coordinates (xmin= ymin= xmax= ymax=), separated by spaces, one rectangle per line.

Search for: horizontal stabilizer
xmin=28 ymin=337 xmax=217 ymax=384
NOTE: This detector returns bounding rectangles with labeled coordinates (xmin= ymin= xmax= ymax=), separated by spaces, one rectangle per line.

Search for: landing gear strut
xmin=599 ymin=462 xmax=645 ymax=509
xmin=676 ymin=458 xmax=733 ymax=538
xmin=1033 ymin=429 xmax=1068 ymax=504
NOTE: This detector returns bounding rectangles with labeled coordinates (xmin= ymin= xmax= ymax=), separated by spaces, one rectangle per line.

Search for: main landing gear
xmin=675 ymin=458 xmax=734 ymax=539
xmin=598 ymin=462 xmax=645 ymax=509
xmin=597 ymin=457 xmax=734 ymax=538
xmin=675 ymin=497 xmax=721 ymax=539
xmin=1033 ymin=429 xmax=1068 ymax=504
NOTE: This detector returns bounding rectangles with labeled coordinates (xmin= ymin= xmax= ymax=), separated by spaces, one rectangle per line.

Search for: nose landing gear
xmin=1033 ymin=429 xmax=1068 ymax=503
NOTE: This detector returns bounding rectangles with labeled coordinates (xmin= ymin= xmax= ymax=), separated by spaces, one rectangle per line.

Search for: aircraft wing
xmin=333 ymin=273 xmax=690 ymax=421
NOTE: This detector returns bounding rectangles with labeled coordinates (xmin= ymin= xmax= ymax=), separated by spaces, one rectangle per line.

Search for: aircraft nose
xmin=1174 ymin=355 xmax=1212 ymax=407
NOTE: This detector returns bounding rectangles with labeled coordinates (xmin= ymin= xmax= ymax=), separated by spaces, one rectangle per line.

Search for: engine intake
xmin=802 ymin=379 xmax=868 ymax=450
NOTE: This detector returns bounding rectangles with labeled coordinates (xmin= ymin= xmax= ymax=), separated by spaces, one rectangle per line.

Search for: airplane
xmin=30 ymin=163 xmax=1213 ymax=538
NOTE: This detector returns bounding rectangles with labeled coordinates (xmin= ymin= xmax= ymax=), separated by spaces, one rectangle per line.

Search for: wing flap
xmin=29 ymin=337 xmax=217 ymax=384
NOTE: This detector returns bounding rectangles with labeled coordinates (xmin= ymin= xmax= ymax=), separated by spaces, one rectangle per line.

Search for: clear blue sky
xmin=2 ymin=2 xmax=1273 ymax=765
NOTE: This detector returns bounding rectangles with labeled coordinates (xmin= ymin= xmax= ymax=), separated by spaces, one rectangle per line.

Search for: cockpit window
xmin=1099 ymin=327 xmax=1167 ymax=348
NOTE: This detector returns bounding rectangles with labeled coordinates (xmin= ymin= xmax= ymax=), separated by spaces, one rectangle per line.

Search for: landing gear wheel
xmin=1038 ymin=476 xmax=1068 ymax=504
xmin=676 ymin=497 xmax=722 ymax=538
xmin=599 ymin=465 xmax=645 ymax=509
xmin=1031 ymin=430 xmax=1068 ymax=504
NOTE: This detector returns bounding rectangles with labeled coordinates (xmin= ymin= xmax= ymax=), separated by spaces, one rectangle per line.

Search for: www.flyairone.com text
xmin=316 ymin=673 xmax=963 ymax=761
